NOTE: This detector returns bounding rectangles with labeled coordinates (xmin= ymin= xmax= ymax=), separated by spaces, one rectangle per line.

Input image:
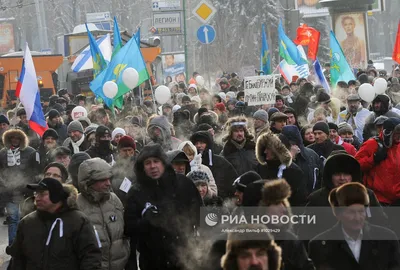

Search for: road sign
xmin=153 ymin=11 xmax=183 ymax=35
xmin=86 ymin=12 xmax=111 ymax=23
xmin=152 ymin=0 xmax=182 ymax=11
xmin=197 ymin=25 xmax=216 ymax=44
xmin=192 ymin=0 xmax=217 ymax=24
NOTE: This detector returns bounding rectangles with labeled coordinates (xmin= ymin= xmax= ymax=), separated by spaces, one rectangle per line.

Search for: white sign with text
xmin=244 ymin=75 xmax=276 ymax=106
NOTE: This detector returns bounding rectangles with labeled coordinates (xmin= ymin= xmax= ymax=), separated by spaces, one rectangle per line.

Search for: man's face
xmin=165 ymin=55 xmax=174 ymax=66
xmin=172 ymin=162 xmax=186 ymax=175
xmin=343 ymin=18 xmax=355 ymax=35
xmin=286 ymin=113 xmax=296 ymax=125
xmin=275 ymin=99 xmax=284 ymax=108
xmin=232 ymin=127 xmax=245 ymax=143
xmin=281 ymin=88 xmax=290 ymax=96
xmin=196 ymin=183 xmax=208 ymax=198
xmin=274 ymin=120 xmax=286 ymax=131
xmin=332 ymin=173 xmax=352 ymax=188
xmin=237 ymin=248 xmax=269 ymax=270
xmin=195 ymin=141 xmax=207 ymax=154
xmin=234 ymin=190 xmax=243 ymax=206
xmin=34 ymin=190 xmax=58 ymax=212
xmin=348 ymin=101 xmax=360 ymax=113
xmin=163 ymin=107 xmax=172 ymax=116
xmin=44 ymin=167 xmax=63 ymax=182
xmin=100 ymin=133 xmax=112 ymax=141
xmin=44 ymin=136 xmax=57 ymax=150
xmin=264 ymin=148 xmax=276 ymax=160
xmin=91 ymin=179 xmax=111 ymax=193
xmin=254 ymin=119 xmax=265 ymax=129
xmin=338 ymin=204 xmax=366 ymax=233
xmin=151 ymin=127 xmax=162 ymax=139
xmin=20 ymin=114 xmax=28 ymax=125
xmin=299 ymin=80 xmax=306 ymax=87
xmin=119 ymin=147 xmax=135 ymax=159
xmin=314 ymin=130 xmax=328 ymax=144
xmin=290 ymin=84 xmax=298 ymax=93
xmin=70 ymin=130 xmax=83 ymax=142
xmin=55 ymin=155 xmax=70 ymax=168
xmin=78 ymin=100 xmax=85 ymax=106
xmin=0 ymin=122 xmax=8 ymax=131
xmin=373 ymin=101 xmax=382 ymax=111
xmin=329 ymin=129 xmax=339 ymax=141
xmin=50 ymin=116 xmax=61 ymax=126
xmin=144 ymin=157 xmax=165 ymax=179
xmin=340 ymin=132 xmax=354 ymax=143
xmin=10 ymin=136 xmax=21 ymax=147
xmin=220 ymin=83 xmax=228 ymax=90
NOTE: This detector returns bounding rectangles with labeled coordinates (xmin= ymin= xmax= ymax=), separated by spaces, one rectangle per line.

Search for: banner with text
xmin=244 ymin=75 xmax=276 ymax=106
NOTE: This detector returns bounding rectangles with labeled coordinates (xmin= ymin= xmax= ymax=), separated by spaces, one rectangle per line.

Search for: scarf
xmin=71 ymin=135 xmax=85 ymax=154
xmin=345 ymin=106 xmax=362 ymax=131
xmin=7 ymin=147 xmax=21 ymax=166
xmin=230 ymin=139 xmax=246 ymax=150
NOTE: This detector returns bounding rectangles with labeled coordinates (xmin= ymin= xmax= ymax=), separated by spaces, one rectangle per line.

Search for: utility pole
xmin=183 ymin=0 xmax=189 ymax=82
xmin=34 ymin=0 xmax=49 ymax=50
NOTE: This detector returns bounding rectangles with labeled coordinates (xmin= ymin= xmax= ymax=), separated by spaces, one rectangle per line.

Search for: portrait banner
xmin=333 ymin=13 xmax=368 ymax=70
xmin=162 ymin=53 xmax=186 ymax=84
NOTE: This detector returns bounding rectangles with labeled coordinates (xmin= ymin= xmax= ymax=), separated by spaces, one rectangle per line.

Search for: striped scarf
xmin=7 ymin=147 xmax=21 ymax=166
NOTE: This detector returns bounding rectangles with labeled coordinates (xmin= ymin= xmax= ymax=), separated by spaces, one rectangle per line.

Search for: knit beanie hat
xmin=328 ymin=122 xmax=338 ymax=131
xmin=96 ymin=125 xmax=111 ymax=138
xmin=338 ymin=122 xmax=354 ymax=135
xmin=0 ymin=115 xmax=9 ymax=125
xmin=67 ymin=120 xmax=84 ymax=134
xmin=187 ymin=170 xmax=209 ymax=185
xmin=313 ymin=121 xmax=330 ymax=135
xmin=68 ymin=152 xmax=91 ymax=189
xmin=267 ymin=107 xmax=279 ymax=120
xmin=43 ymin=128 xmax=59 ymax=140
xmin=214 ymin=102 xmax=226 ymax=112
xmin=253 ymin=110 xmax=269 ymax=123
xmin=48 ymin=109 xmax=60 ymax=120
xmin=118 ymin=135 xmax=136 ymax=150
xmin=218 ymin=92 xmax=226 ymax=101
xmin=226 ymin=91 xmax=236 ymax=100
xmin=112 ymin=128 xmax=126 ymax=140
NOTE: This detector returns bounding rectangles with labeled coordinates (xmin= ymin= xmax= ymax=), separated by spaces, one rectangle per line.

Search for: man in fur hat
xmin=221 ymin=117 xmax=258 ymax=175
xmin=355 ymin=117 xmax=400 ymax=205
xmin=309 ymin=182 xmax=400 ymax=270
xmin=221 ymin=224 xmax=282 ymax=270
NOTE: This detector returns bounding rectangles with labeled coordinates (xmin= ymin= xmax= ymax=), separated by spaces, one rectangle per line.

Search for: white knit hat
xmin=111 ymin=127 xmax=126 ymax=140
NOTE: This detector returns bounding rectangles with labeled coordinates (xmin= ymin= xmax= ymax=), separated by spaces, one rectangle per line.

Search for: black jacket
xmin=307 ymin=140 xmax=345 ymax=159
xmin=309 ymin=223 xmax=400 ymax=270
xmin=47 ymin=122 xmax=68 ymax=145
xmin=7 ymin=185 xmax=102 ymax=270
xmin=221 ymin=139 xmax=258 ymax=176
xmin=124 ymin=145 xmax=202 ymax=270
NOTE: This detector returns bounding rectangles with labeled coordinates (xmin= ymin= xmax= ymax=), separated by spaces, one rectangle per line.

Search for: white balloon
xmin=374 ymin=78 xmax=388 ymax=94
xmin=103 ymin=81 xmax=118 ymax=99
xmin=358 ymin=83 xmax=375 ymax=103
xmin=71 ymin=106 xmax=87 ymax=121
xmin=155 ymin=85 xmax=171 ymax=105
xmin=196 ymin=76 xmax=205 ymax=86
xmin=122 ymin=67 xmax=139 ymax=89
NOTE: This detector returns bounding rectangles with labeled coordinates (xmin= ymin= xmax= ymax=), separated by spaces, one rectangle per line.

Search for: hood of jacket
xmin=134 ymin=144 xmax=169 ymax=184
xmin=77 ymin=158 xmax=113 ymax=202
xmin=177 ymin=140 xmax=197 ymax=154
xmin=63 ymin=184 xmax=78 ymax=210
xmin=147 ymin=115 xmax=171 ymax=140
xmin=166 ymin=150 xmax=189 ymax=163
xmin=2 ymin=128 xmax=29 ymax=150
xmin=372 ymin=94 xmax=390 ymax=115
xmin=256 ymin=132 xmax=292 ymax=167
xmin=190 ymin=131 xmax=214 ymax=153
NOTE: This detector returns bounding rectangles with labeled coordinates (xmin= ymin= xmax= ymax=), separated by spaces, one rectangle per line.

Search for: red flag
xmin=294 ymin=24 xmax=320 ymax=61
xmin=393 ymin=21 xmax=400 ymax=64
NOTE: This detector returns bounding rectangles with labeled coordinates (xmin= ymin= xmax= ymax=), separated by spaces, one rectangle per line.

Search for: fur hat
xmin=261 ymin=179 xmax=291 ymax=207
xmin=383 ymin=117 xmax=400 ymax=148
xmin=323 ymin=153 xmax=361 ymax=190
xmin=256 ymin=132 xmax=292 ymax=166
xmin=329 ymin=182 xmax=370 ymax=212
xmin=221 ymin=224 xmax=282 ymax=270
xmin=223 ymin=116 xmax=253 ymax=142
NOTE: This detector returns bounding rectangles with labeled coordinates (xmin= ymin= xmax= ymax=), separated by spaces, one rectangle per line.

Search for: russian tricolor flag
xmin=16 ymin=43 xmax=48 ymax=136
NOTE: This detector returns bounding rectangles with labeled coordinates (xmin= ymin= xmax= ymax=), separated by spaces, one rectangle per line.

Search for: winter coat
xmin=47 ymin=122 xmax=68 ymax=145
xmin=355 ymin=134 xmax=400 ymax=204
xmin=362 ymin=95 xmax=400 ymax=142
xmin=221 ymin=139 xmax=258 ymax=176
xmin=85 ymin=144 xmax=115 ymax=164
xmin=76 ymin=158 xmax=130 ymax=270
xmin=124 ymin=145 xmax=203 ymax=270
xmin=0 ymin=129 xmax=37 ymax=204
xmin=309 ymin=222 xmax=400 ymax=270
xmin=190 ymin=131 xmax=238 ymax=199
xmin=255 ymin=132 xmax=308 ymax=206
xmin=282 ymin=125 xmax=323 ymax=195
xmin=6 ymin=185 xmax=102 ymax=270
xmin=111 ymin=157 xmax=136 ymax=206
xmin=337 ymin=108 xmax=371 ymax=142
xmin=307 ymin=140 xmax=345 ymax=160
xmin=333 ymin=136 xmax=357 ymax=156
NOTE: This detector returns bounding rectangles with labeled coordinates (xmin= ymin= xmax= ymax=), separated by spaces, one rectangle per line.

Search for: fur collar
xmin=256 ymin=132 xmax=292 ymax=166
xmin=2 ymin=129 xmax=29 ymax=150
xmin=222 ymin=139 xmax=255 ymax=156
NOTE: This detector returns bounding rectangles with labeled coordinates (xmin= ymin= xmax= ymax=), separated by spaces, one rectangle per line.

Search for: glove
xmin=373 ymin=147 xmax=387 ymax=164
xmin=141 ymin=203 xmax=161 ymax=226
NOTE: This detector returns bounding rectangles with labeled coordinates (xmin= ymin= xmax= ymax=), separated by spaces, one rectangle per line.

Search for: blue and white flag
xmin=71 ymin=34 xmax=112 ymax=73
xmin=313 ymin=58 xmax=331 ymax=94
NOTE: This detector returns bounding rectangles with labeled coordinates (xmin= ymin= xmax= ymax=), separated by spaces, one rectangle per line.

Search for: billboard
xmin=153 ymin=12 xmax=183 ymax=35
xmin=0 ymin=22 xmax=15 ymax=55
xmin=295 ymin=0 xmax=329 ymax=18
xmin=162 ymin=53 xmax=186 ymax=83
xmin=333 ymin=13 xmax=368 ymax=69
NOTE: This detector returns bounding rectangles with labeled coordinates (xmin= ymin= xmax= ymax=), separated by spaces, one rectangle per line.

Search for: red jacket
xmin=355 ymin=135 xmax=400 ymax=204
xmin=334 ymin=137 xmax=357 ymax=156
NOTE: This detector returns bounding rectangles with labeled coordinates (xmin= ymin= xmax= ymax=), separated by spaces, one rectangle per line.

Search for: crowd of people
xmin=1 ymin=66 xmax=400 ymax=270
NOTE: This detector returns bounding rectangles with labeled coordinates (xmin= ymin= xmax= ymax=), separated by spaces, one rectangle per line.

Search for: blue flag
xmin=90 ymin=34 xmax=149 ymax=108
xmin=112 ymin=16 xmax=123 ymax=58
xmin=260 ymin=24 xmax=271 ymax=75
xmin=134 ymin=28 xmax=141 ymax=46
xmin=330 ymin=31 xmax=356 ymax=86
xmin=313 ymin=58 xmax=331 ymax=94
xmin=278 ymin=20 xmax=307 ymax=66
xmin=86 ymin=24 xmax=107 ymax=77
